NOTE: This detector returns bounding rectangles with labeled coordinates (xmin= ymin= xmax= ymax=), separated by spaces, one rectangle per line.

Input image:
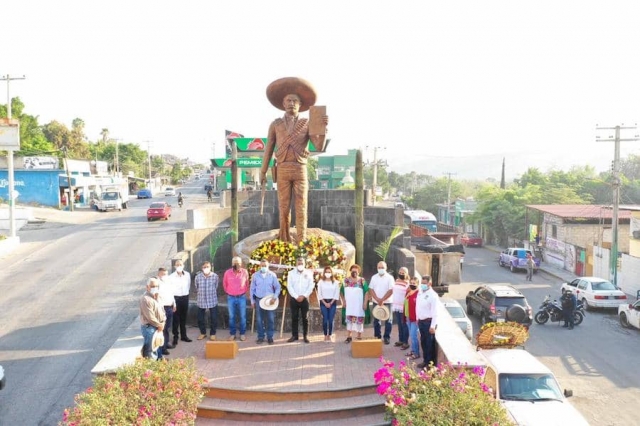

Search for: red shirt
xmin=405 ymin=289 xmax=419 ymax=322
xmin=223 ymin=268 xmax=249 ymax=296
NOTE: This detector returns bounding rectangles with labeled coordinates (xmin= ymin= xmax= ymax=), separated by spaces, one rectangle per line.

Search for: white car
xmin=619 ymin=300 xmax=640 ymax=329
xmin=441 ymin=298 xmax=473 ymax=340
xmin=165 ymin=187 xmax=176 ymax=197
xmin=561 ymin=277 xmax=627 ymax=310
xmin=480 ymin=348 xmax=589 ymax=426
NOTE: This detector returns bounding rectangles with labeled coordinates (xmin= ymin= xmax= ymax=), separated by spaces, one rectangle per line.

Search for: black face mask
xmin=233 ymin=265 xmax=239 ymax=270
xmin=351 ymin=271 xmax=358 ymax=278
xmin=409 ymin=285 xmax=417 ymax=290
xmin=398 ymin=273 xmax=406 ymax=279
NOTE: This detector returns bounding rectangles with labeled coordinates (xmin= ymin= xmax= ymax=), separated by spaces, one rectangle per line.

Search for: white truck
xmin=96 ymin=186 xmax=129 ymax=212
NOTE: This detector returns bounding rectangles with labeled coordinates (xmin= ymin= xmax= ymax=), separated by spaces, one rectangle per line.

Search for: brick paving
xmin=168 ymin=325 xmax=413 ymax=393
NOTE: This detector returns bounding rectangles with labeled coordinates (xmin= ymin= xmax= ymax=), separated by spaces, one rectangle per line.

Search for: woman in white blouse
xmin=317 ymin=266 xmax=341 ymax=342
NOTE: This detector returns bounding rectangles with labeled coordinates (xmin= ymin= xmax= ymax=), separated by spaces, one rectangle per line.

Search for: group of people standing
xmin=139 ymin=257 xmax=441 ymax=369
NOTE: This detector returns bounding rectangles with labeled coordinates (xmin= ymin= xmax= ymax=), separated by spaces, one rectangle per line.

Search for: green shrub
xmin=374 ymin=358 xmax=511 ymax=426
xmin=61 ymin=357 xmax=207 ymax=425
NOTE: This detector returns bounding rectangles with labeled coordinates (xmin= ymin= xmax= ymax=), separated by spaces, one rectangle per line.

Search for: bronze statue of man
xmin=260 ymin=77 xmax=328 ymax=242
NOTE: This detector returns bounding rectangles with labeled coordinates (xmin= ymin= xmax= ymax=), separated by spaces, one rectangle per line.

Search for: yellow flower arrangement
xmin=248 ymin=237 xmax=347 ymax=291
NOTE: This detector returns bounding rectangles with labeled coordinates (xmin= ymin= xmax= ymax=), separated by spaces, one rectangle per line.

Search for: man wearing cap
xmin=223 ymin=256 xmax=249 ymax=341
xmin=140 ymin=278 xmax=166 ymax=360
xmin=156 ymin=267 xmax=176 ymax=356
xmin=416 ymin=275 xmax=439 ymax=369
xmin=260 ymin=77 xmax=329 ymax=243
xmin=250 ymin=259 xmax=281 ymax=345
xmin=368 ymin=261 xmax=395 ymax=345
xmin=287 ymin=257 xmax=315 ymax=343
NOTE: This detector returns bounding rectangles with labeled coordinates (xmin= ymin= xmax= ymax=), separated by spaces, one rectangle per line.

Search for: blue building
xmin=0 ymin=170 xmax=63 ymax=207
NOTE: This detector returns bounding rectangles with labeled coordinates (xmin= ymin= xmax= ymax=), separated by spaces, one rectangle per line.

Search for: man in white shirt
xmin=156 ymin=267 xmax=176 ymax=356
xmin=287 ymin=257 xmax=315 ymax=343
xmin=170 ymin=259 xmax=192 ymax=345
xmin=415 ymin=275 xmax=439 ymax=369
xmin=368 ymin=261 xmax=395 ymax=344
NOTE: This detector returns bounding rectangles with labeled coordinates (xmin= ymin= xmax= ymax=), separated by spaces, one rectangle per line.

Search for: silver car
xmin=441 ymin=298 xmax=473 ymax=340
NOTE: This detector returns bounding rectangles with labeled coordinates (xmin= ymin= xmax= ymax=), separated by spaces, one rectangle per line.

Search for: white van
xmin=480 ymin=348 xmax=589 ymax=426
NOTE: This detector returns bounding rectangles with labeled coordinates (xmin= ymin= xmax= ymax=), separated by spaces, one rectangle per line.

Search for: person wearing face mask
xmin=287 ymin=257 xmax=315 ymax=343
xmin=169 ymin=259 xmax=192 ymax=346
xmin=223 ymin=257 xmax=249 ymax=341
xmin=416 ymin=275 xmax=439 ymax=369
xmin=139 ymin=278 xmax=166 ymax=360
xmin=392 ymin=267 xmax=411 ymax=350
xmin=341 ymin=264 xmax=368 ymax=343
xmin=156 ymin=267 xmax=176 ymax=356
xmin=404 ymin=276 xmax=421 ymax=360
xmin=317 ymin=266 xmax=340 ymax=342
xmin=194 ymin=261 xmax=220 ymax=341
xmin=368 ymin=261 xmax=395 ymax=344
xmin=250 ymin=259 xmax=281 ymax=344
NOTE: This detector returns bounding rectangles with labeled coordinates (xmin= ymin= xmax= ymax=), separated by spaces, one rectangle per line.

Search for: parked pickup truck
xmin=498 ymin=248 xmax=540 ymax=273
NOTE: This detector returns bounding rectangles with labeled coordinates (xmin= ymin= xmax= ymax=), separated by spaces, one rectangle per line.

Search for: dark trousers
xmin=563 ymin=308 xmax=575 ymax=327
xmin=320 ymin=301 xmax=337 ymax=336
xmin=163 ymin=306 xmax=174 ymax=352
xmin=418 ymin=319 xmax=437 ymax=366
xmin=198 ymin=306 xmax=218 ymax=335
xmin=393 ymin=311 xmax=409 ymax=344
xmin=290 ymin=296 xmax=310 ymax=338
xmin=173 ymin=295 xmax=189 ymax=340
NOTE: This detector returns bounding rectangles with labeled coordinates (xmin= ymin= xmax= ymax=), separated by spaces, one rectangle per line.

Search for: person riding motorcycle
xmin=178 ymin=192 xmax=184 ymax=207
xmin=560 ymin=288 xmax=577 ymax=330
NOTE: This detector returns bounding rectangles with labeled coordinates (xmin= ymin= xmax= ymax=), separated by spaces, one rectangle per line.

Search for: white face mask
xmin=149 ymin=287 xmax=159 ymax=295
xmin=202 ymin=268 xmax=211 ymax=274
xmin=324 ymin=273 xmax=331 ymax=278
xmin=175 ymin=266 xmax=184 ymax=273
xmin=378 ymin=268 xmax=386 ymax=276
xmin=297 ymin=265 xmax=304 ymax=272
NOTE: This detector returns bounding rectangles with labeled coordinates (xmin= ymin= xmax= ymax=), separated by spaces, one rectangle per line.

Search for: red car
xmin=461 ymin=232 xmax=483 ymax=247
xmin=147 ymin=202 xmax=172 ymax=221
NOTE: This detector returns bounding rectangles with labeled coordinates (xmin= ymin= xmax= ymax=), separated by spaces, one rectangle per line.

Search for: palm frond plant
xmin=208 ymin=228 xmax=237 ymax=265
xmin=374 ymin=226 xmax=404 ymax=262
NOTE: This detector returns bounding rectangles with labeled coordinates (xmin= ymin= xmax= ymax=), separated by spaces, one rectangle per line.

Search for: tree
xmin=42 ymin=119 xmax=91 ymax=159
xmin=1 ymin=97 xmax=56 ymax=156
xmin=412 ymin=177 xmax=462 ymax=214
xmin=307 ymin=156 xmax=318 ymax=181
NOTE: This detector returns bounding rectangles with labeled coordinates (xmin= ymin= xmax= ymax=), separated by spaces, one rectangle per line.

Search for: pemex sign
xmin=234 ymin=138 xmax=329 ymax=153
xmin=210 ymin=157 xmax=275 ymax=169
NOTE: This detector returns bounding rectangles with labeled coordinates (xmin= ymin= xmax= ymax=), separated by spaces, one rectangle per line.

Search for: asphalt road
xmin=0 ymin=181 xmax=209 ymax=426
xmin=449 ymin=247 xmax=640 ymax=426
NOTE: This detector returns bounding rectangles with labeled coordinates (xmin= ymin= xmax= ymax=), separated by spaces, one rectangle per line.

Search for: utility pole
xmin=110 ymin=138 xmax=121 ymax=177
xmin=596 ymin=124 xmax=639 ymax=286
xmin=145 ymin=140 xmax=153 ymax=189
xmin=444 ymin=172 xmax=457 ymax=225
xmin=63 ymin=147 xmax=75 ymax=212
xmin=1 ymin=74 xmax=26 ymax=238
xmin=366 ymin=146 xmax=386 ymax=206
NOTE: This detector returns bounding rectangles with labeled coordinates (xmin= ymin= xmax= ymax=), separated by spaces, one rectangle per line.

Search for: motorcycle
xmin=534 ymin=295 xmax=584 ymax=326
xmin=178 ymin=198 xmax=183 ymax=208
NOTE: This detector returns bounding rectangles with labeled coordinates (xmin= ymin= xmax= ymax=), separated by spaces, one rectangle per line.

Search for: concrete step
xmin=205 ymin=384 xmax=377 ymax=400
xmin=197 ymin=392 xmax=385 ymax=423
xmin=196 ymin=412 xmax=390 ymax=426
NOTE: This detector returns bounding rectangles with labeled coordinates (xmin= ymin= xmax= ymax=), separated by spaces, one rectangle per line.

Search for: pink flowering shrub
xmin=61 ymin=358 xmax=207 ymax=426
xmin=374 ymin=358 xmax=510 ymax=426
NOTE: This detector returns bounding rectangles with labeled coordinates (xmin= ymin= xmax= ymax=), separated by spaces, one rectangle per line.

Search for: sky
xmin=3 ymin=1 xmax=640 ymax=180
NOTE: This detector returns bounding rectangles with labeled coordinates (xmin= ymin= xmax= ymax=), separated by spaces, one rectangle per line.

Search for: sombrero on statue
xmin=259 ymin=294 xmax=280 ymax=311
xmin=372 ymin=305 xmax=390 ymax=322
xmin=266 ymin=77 xmax=317 ymax=112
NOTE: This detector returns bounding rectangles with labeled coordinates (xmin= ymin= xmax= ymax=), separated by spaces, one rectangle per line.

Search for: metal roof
xmin=526 ymin=204 xmax=632 ymax=219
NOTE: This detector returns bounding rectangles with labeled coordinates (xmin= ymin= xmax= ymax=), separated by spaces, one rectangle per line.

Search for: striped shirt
xmin=195 ymin=271 xmax=219 ymax=309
